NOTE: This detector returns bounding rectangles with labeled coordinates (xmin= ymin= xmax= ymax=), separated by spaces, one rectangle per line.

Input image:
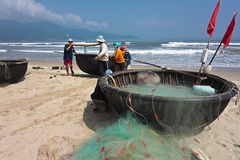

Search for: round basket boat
xmin=0 ymin=58 xmax=28 ymax=83
xmin=75 ymin=53 xmax=115 ymax=76
xmin=99 ymin=69 xmax=239 ymax=133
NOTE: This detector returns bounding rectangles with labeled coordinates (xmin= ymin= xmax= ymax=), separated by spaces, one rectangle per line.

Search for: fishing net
xmin=83 ymin=70 xmax=239 ymax=159
xmin=136 ymin=71 xmax=160 ymax=85
xmin=122 ymin=84 xmax=201 ymax=97
xmin=117 ymin=71 xmax=218 ymax=134
xmin=134 ymin=71 xmax=215 ymax=97
xmin=75 ymin=113 xmax=207 ymax=160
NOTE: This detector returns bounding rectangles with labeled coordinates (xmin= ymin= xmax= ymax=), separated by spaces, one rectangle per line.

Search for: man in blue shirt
xmin=64 ymin=38 xmax=77 ymax=75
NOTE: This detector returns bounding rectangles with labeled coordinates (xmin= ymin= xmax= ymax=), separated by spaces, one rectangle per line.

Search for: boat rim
xmin=99 ymin=69 xmax=239 ymax=102
xmin=0 ymin=58 xmax=29 ymax=65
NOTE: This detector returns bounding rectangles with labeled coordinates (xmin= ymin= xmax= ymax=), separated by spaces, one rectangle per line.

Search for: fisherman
xmin=120 ymin=43 xmax=132 ymax=70
xmin=94 ymin=35 xmax=109 ymax=76
xmin=112 ymin=42 xmax=125 ymax=71
xmin=63 ymin=38 xmax=77 ymax=75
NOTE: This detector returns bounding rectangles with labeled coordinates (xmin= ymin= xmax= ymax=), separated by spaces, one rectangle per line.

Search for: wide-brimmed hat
xmin=96 ymin=35 xmax=105 ymax=43
xmin=68 ymin=38 xmax=73 ymax=42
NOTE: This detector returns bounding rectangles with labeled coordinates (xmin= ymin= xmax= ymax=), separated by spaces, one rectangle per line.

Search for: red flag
xmin=221 ymin=13 xmax=237 ymax=48
xmin=207 ymin=0 xmax=221 ymax=37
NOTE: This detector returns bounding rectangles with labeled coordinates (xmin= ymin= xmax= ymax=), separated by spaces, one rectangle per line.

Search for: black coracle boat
xmin=99 ymin=69 xmax=239 ymax=133
xmin=0 ymin=59 xmax=28 ymax=83
xmin=75 ymin=53 xmax=115 ymax=76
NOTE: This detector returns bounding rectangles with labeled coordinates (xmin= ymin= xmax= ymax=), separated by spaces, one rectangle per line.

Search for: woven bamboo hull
xmin=0 ymin=59 xmax=28 ymax=83
xmin=99 ymin=69 xmax=239 ymax=133
xmin=75 ymin=53 xmax=115 ymax=76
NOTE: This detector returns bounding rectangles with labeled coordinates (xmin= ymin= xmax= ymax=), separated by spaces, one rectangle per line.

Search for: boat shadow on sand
xmin=83 ymin=100 xmax=213 ymax=137
xmin=0 ymin=77 xmax=26 ymax=87
xmin=72 ymin=73 xmax=99 ymax=78
xmin=83 ymin=101 xmax=118 ymax=131
xmin=58 ymin=73 xmax=98 ymax=78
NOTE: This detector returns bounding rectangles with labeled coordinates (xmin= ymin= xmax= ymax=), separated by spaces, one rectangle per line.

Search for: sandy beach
xmin=0 ymin=60 xmax=240 ymax=160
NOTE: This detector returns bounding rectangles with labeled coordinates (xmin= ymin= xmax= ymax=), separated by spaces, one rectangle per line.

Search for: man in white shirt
xmin=94 ymin=35 xmax=109 ymax=76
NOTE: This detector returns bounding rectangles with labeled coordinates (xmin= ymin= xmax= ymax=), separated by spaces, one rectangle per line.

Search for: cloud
xmin=0 ymin=0 xmax=107 ymax=29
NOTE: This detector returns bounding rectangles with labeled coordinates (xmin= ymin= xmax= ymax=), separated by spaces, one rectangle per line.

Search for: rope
xmin=216 ymin=94 xmax=222 ymax=120
xmin=227 ymin=86 xmax=240 ymax=112
xmin=233 ymin=86 xmax=240 ymax=112
xmin=237 ymin=92 xmax=240 ymax=113
xmin=0 ymin=61 xmax=11 ymax=80
xmin=126 ymin=94 xmax=149 ymax=125
xmin=151 ymin=96 xmax=177 ymax=139
xmin=105 ymin=74 xmax=118 ymax=88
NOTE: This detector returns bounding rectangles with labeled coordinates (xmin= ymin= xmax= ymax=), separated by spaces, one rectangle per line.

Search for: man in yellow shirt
xmin=113 ymin=42 xmax=125 ymax=71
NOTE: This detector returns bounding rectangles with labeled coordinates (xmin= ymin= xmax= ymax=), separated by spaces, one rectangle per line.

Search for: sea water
xmin=121 ymin=84 xmax=200 ymax=98
xmin=0 ymin=41 xmax=240 ymax=69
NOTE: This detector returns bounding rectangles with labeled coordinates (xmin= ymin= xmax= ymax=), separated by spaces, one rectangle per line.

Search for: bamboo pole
xmin=74 ymin=42 xmax=99 ymax=46
xmin=65 ymin=42 xmax=99 ymax=47
xmin=206 ymin=36 xmax=211 ymax=49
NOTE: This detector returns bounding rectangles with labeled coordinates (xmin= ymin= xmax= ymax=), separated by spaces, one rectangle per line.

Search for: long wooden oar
xmin=133 ymin=60 xmax=163 ymax=68
xmin=73 ymin=42 xmax=99 ymax=47
xmin=65 ymin=42 xmax=99 ymax=53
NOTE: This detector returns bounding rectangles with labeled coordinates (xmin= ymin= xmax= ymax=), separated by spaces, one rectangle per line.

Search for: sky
xmin=0 ymin=0 xmax=240 ymax=40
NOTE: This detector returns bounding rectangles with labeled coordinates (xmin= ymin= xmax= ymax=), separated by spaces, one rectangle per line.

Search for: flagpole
xmin=207 ymin=12 xmax=237 ymax=69
xmin=209 ymin=42 xmax=222 ymax=65
xmin=206 ymin=36 xmax=211 ymax=49
xmin=199 ymin=0 xmax=221 ymax=74
xmin=209 ymin=12 xmax=237 ymax=66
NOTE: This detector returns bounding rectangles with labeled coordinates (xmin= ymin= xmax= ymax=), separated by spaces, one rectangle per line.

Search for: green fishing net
xmin=75 ymin=71 xmax=216 ymax=159
xmin=75 ymin=113 xmax=201 ymax=160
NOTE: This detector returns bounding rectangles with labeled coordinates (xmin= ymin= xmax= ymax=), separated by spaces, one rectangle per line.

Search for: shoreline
xmin=30 ymin=59 xmax=240 ymax=81
xmin=30 ymin=59 xmax=240 ymax=70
